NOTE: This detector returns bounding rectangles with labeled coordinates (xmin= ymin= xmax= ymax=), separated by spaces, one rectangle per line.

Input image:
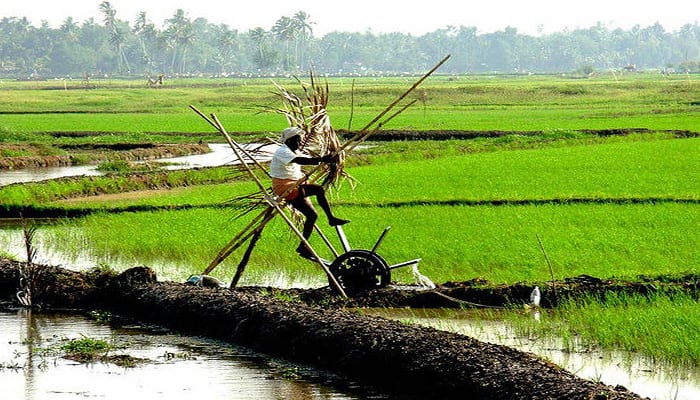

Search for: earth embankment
xmin=0 ymin=259 xmax=648 ymax=400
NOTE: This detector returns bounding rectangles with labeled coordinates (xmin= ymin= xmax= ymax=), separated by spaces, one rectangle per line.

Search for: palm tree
xmin=249 ymin=27 xmax=275 ymax=71
xmin=215 ymin=24 xmax=239 ymax=73
xmin=292 ymin=11 xmax=314 ymax=69
xmin=163 ymin=9 xmax=194 ymax=74
xmin=272 ymin=16 xmax=295 ymax=71
xmin=99 ymin=1 xmax=130 ymax=73
xmin=60 ymin=17 xmax=79 ymax=42
xmin=133 ymin=11 xmax=157 ymax=72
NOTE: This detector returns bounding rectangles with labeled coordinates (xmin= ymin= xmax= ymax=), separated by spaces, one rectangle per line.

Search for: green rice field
xmin=1 ymin=72 xmax=700 ymax=367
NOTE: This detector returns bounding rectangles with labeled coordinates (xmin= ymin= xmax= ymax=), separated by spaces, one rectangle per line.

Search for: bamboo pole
xmin=211 ymin=114 xmax=272 ymax=179
xmin=346 ymin=54 xmax=450 ymax=142
xmin=298 ymin=54 xmax=451 ymax=186
xmin=192 ymin=56 xmax=449 ymax=297
xmin=230 ymin=221 xmax=266 ymax=289
xmin=192 ymin=107 xmax=347 ymax=297
xmin=203 ymin=207 xmax=273 ymax=274
xmin=264 ymin=195 xmax=347 ymax=297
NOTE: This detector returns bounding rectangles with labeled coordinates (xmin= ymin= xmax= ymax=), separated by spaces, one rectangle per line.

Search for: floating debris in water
xmin=185 ymin=274 xmax=225 ymax=288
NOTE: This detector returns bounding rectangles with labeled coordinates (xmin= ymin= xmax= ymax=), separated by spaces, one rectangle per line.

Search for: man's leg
xmin=289 ymin=196 xmax=318 ymax=258
xmin=299 ymin=184 xmax=349 ymax=226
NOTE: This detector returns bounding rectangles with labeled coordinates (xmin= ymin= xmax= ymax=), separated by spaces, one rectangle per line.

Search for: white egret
xmin=530 ymin=286 xmax=541 ymax=307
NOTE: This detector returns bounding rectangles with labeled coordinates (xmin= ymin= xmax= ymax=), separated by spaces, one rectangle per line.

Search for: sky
xmin=1 ymin=0 xmax=698 ymax=36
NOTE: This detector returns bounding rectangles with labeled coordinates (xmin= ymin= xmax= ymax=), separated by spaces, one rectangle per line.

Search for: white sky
xmin=1 ymin=0 xmax=697 ymax=36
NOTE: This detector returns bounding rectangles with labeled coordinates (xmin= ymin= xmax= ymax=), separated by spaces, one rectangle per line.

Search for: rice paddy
xmin=2 ymin=72 xmax=700 ymax=371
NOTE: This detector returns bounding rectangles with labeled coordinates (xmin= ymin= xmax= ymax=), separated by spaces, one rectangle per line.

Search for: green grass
xmin=0 ymin=166 xmax=241 ymax=207
xmin=342 ymin=138 xmax=700 ymax=204
xmin=2 ymin=73 xmax=700 ymax=134
xmin=3 ymin=74 xmax=700 ymax=368
xmin=7 ymin=135 xmax=696 ymax=285
xmin=510 ymin=292 xmax=700 ymax=367
xmin=41 ymin=200 xmax=697 ymax=285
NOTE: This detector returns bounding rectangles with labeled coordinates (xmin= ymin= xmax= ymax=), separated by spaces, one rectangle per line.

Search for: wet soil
xmin=0 ymin=259 xmax=653 ymax=399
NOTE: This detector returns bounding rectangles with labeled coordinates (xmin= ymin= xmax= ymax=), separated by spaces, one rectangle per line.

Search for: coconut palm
xmin=163 ymin=9 xmax=194 ymax=74
xmin=272 ymin=16 xmax=296 ymax=71
xmin=133 ymin=12 xmax=157 ymax=73
xmin=249 ymin=27 xmax=276 ymax=71
xmin=292 ymin=11 xmax=314 ymax=69
xmin=60 ymin=17 xmax=79 ymax=42
xmin=99 ymin=1 xmax=130 ymax=73
xmin=215 ymin=24 xmax=239 ymax=74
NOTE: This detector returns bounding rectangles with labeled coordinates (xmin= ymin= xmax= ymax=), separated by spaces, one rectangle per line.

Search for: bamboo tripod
xmin=192 ymin=54 xmax=451 ymax=298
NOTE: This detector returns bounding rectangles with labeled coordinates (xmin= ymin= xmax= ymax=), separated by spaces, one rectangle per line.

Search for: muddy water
xmin=363 ymin=308 xmax=700 ymax=400
xmin=0 ymin=143 xmax=272 ymax=187
xmin=0 ymin=310 xmax=377 ymax=400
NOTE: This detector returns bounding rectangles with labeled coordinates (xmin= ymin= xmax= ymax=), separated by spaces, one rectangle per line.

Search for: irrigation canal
xmin=0 ymin=310 xmax=383 ymax=400
xmin=0 ymin=143 xmax=259 ymax=187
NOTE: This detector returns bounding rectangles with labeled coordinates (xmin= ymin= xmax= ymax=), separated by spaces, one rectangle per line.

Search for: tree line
xmin=2 ymin=1 xmax=700 ymax=79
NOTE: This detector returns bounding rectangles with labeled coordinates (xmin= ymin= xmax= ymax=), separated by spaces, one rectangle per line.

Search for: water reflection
xmin=363 ymin=308 xmax=700 ymax=400
xmin=0 ymin=165 xmax=101 ymax=187
xmin=0 ymin=143 xmax=273 ymax=187
xmin=0 ymin=310 xmax=369 ymax=400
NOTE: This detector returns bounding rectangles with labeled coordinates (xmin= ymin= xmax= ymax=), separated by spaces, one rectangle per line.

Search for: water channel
xmin=2 ymin=145 xmax=700 ymax=399
xmin=0 ymin=143 xmax=256 ymax=187
xmin=363 ymin=308 xmax=700 ymax=400
xmin=0 ymin=310 xmax=380 ymax=400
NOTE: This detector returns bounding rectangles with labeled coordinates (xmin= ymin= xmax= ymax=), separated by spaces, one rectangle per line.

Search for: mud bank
xmin=244 ymin=274 xmax=700 ymax=310
xmin=0 ymin=259 xmax=647 ymax=399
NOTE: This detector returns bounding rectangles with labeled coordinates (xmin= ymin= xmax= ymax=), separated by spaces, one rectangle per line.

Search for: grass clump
xmin=60 ymin=335 xmax=112 ymax=362
xmin=96 ymin=160 xmax=165 ymax=174
xmin=511 ymin=292 xmax=700 ymax=367
xmin=56 ymin=335 xmax=146 ymax=367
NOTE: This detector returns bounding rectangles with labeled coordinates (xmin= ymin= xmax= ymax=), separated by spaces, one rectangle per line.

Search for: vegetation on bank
xmin=508 ymin=291 xmax=700 ymax=367
xmin=1 ymin=5 xmax=698 ymax=77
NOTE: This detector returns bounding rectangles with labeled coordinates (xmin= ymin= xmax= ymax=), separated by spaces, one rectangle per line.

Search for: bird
xmin=530 ymin=286 xmax=541 ymax=307
xmin=412 ymin=264 xmax=435 ymax=289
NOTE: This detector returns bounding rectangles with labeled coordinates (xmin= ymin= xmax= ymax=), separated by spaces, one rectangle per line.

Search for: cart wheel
xmin=328 ymin=249 xmax=391 ymax=296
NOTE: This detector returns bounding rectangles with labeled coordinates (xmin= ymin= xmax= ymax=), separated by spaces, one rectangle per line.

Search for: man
xmin=270 ymin=126 xmax=350 ymax=259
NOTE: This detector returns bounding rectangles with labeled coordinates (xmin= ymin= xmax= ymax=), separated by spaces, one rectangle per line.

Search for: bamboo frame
xmin=190 ymin=54 xmax=451 ymax=297
xmin=192 ymin=106 xmax=347 ymax=297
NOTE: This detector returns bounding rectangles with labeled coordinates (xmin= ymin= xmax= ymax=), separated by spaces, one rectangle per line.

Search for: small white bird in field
xmin=530 ymin=286 xmax=541 ymax=307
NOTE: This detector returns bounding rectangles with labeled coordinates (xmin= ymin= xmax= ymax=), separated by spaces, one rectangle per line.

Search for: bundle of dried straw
xmin=269 ymin=72 xmax=351 ymax=190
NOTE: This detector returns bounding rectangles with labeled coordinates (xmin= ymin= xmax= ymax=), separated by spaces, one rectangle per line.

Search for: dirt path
xmin=0 ymin=259 xmax=648 ymax=399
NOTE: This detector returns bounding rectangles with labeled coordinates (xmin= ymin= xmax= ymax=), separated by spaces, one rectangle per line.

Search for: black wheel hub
xmin=328 ymin=250 xmax=390 ymax=296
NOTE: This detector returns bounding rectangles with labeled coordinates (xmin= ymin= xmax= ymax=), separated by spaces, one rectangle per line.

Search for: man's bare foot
xmin=296 ymin=244 xmax=315 ymax=260
xmin=329 ymin=217 xmax=350 ymax=226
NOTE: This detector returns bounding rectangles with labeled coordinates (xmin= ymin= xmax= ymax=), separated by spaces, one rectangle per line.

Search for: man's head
xmin=280 ymin=127 xmax=304 ymax=149
xmin=281 ymin=127 xmax=304 ymax=142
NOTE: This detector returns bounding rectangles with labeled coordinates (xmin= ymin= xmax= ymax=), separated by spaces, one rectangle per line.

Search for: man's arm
xmin=291 ymin=154 xmax=334 ymax=165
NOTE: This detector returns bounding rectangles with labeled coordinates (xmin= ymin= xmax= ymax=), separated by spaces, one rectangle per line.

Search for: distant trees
xmin=100 ymin=1 xmax=130 ymax=73
xmin=1 ymin=5 xmax=699 ymax=79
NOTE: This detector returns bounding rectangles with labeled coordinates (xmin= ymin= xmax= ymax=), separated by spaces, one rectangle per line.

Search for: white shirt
xmin=270 ymin=144 xmax=304 ymax=180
